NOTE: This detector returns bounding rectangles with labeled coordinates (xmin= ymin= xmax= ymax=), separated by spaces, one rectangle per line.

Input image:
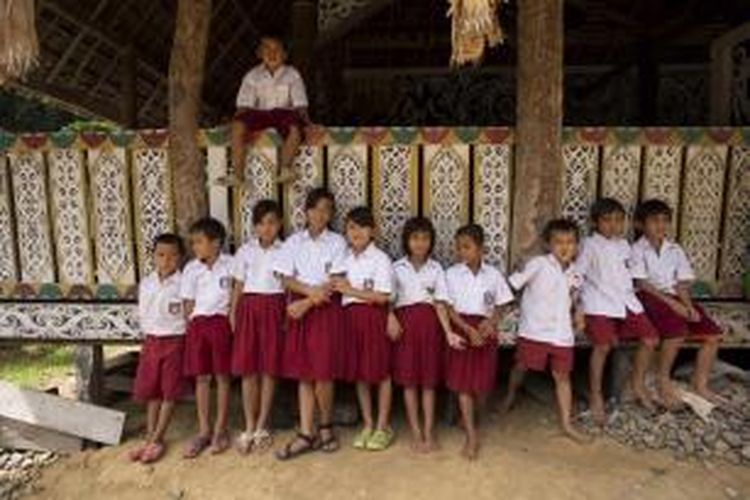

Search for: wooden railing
xmin=0 ymin=126 xmax=749 ymax=342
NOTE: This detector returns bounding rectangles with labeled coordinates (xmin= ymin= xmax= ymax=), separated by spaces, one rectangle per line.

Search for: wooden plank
xmin=0 ymin=416 xmax=83 ymax=453
xmin=0 ymin=380 xmax=125 ymax=445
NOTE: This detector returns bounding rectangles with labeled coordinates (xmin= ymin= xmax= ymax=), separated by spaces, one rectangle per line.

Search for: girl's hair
xmin=304 ymin=187 xmax=336 ymax=212
xmin=345 ymin=206 xmax=375 ymax=228
xmin=455 ymin=223 xmax=484 ymax=246
xmin=542 ymin=218 xmax=580 ymax=243
xmin=402 ymin=217 xmax=435 ymax=256
xmin=252 ymin=199 xmax=282 ymax=225
xmin=153 ymin=233 xmax=185 ymax=255
xmin=634 ymin=198 xmax=673 ymax=223
xmin=189 ymin=217 xmax=227 ymax=245
xmin=590 ymin=197 xmax=625 ymax=223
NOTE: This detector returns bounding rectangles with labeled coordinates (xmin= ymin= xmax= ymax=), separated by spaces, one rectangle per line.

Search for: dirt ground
xmin=28 ymin=393 xmax=750 ymax=500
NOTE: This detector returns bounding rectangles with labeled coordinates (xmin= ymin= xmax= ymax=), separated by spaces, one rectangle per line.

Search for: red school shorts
xmin=444 ymin=314 xmax=497 ymax=395
xmin=184 ymin=315 xmax=233 ymax=377
xmin=133 ymin=335 xmax=188 ymax=402
xmin=515 ymin=337 xmax=574 ymax=374
xmin=234 ymin=108 xmax=306 ymax=140
xmin=231 ymin=293 xmax=286 ymax=377
xmin=585 ymin=312 xmax=658 ymax=347
xmin=637 ymin=291 xmax=723 ymax=340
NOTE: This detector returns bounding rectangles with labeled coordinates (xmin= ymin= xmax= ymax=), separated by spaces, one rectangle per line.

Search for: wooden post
xmin=290 ymin=0 xmax=318 ymax=80
xmin=74 ymin=345 xmax=104 ymax=405
xmin=168 ymin=0 xmax=212 ymax=235
xmin=511 ymin=0 xmax=564 ymax=264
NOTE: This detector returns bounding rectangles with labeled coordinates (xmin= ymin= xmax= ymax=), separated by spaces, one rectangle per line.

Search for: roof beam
xmin=316 ymin=0 xmax=396 ymax=48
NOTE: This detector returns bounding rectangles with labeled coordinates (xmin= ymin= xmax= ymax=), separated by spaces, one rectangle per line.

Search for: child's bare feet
xmin=633 ymin=385 xmax=656 ymax=412
xmin=499 ymin=395 xmax=515 ymax=417
xmin=658 ymin=380 xmax=683 ymax=410
xmin=589 ymin=393 xmax=606 ymax=426
xmin=409 ymin=437 xmax=426 ymax=453
xmin=562 ymin=424 xmax=592 ymax=444
xmin=694 ymin=386 xmax=729 ymax=406
xmin=423 ymin=436 xmax=440 ymax=453
xmin=460 ymin=436 xmax=479 ymax=461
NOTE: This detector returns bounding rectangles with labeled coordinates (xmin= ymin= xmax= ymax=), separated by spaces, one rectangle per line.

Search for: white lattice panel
xmin=88 ymin=146 xmax=136 ymax=285
xmin=601 ymin=144 xmax=641 ymax=217
xmin=236 ymin=146 xmax=278 ymax=243
xmin=372 ymin=145 xmax=418 ymax=257
xmin=327 ymin=144 xmax=368 ymax=233
xmin=49 ymin=148 xmax=93 ymax=284
xmin=284 ymin=146 xmax=323 ymax=233
xmin=9 ymin=151 xmax=55 ymax=283
xmin=679 ymin=145 xmax=728 ymax=282
xmin=561 ymin=144 xmax=600 ymax=229
xmin=133 ymin=148 xmax=173 ymax=276
xmin=642 ymin=145 xmax=683 ymax=230
xmin=474 ymin=144 xmax=512 ymax=271
xmin=719 ymin=146 xmax=750 ymax=282
xmin=0 ymin=155 xmax=17 ymax=281
xmin=207 ymin=146 xmax=230 ymax=237
xmin=423 ymin=145 xmax=470 ymax=265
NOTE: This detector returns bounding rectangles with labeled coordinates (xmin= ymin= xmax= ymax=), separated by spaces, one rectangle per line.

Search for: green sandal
xmin=366 ymin=429 xmax=394 ymax=451
xmin=353 ymin=428 xmax=373 ymax=450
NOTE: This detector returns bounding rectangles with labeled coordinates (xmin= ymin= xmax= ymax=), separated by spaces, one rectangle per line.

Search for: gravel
xmin=0 ymin=450 xmax=58 ymax=500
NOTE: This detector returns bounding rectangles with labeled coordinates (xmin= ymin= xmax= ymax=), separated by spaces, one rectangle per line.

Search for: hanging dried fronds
xmin=0 ymin=0 xmax=39 ymax=84
xmin=447 ymin=0 xmax=506 ymax=67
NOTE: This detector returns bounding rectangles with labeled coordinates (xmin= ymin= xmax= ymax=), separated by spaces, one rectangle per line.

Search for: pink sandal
xmin=140 ymin=442 xmax=166 ymax=464
xmin=128 ymin=444 xmax=147 ymax=463
xmin=183 ymin=435 xmax=211 ymax=459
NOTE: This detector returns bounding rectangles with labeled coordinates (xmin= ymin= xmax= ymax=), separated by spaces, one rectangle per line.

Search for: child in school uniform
xmin=229 ymin=200 xmax=285 ymax=454
xmin=273 ymin=188 xmax=347 ymax=460
xmin=631 ymin=199 xmax=724 ymax=407
xmin=577 ymin=198 xmax=659 ymax=425
xmin=445 ymin=224 xmax=514 ymax=460
xmin=502 ymin=219 xmax=589 ymax=442
xmin=389 ymin=217 xmax=453 ymax=453
xmin=232 ymin=36 xmax=309 ymax=185
xmin=130 ymin=233 xmax=187 ymax=464
xmin=331 ymin=207 xmax=395 ymax=451
xmin=181 ymin=217 xmax=235 ymax=458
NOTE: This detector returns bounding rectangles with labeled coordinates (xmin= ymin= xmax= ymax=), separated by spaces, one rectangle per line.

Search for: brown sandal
xmin=318 ymin=423 xmax=340 ymax=453
xmin=275 ymin=432 xmax=318 ymax=461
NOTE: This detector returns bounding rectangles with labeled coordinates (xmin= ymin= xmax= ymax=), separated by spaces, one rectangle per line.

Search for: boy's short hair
xmin=345 ymin=206 xmax=375 ymax=228
xmin=455 ymin=224 xmax=485 ymax=247
xmin=304 ymin=187 xmax=335 ymax=212
xmin=252 ymin=199 xmax=282 ymax=226
xmin=590 ymin=197 xmax=626 ymax=222
xmin=542 ymin=218 xmax=580 ymax=243
xmin=402 ymin=217 xmax=435 ymax=256
xmin=153 ymin=233 xmax=185 ymax=255
xmin=189 ymin=217 xmax=227 ymax=245
xmin=634 ymin=198 xmax=673 ymax=223
xmin=258 ymin=35 xmax=287 ymax=51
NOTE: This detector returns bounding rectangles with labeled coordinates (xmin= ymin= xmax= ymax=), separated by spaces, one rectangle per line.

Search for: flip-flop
xmin=183 ymin=435 xmax=211 ymax=459
xmin=210 ymin=430 xmax=230 ymax=455
xmin=140 ymin=442 xmax=165 ymax=464
xmin=366 ymin=429 xmax=394 ymax=451
xmin=128 ymin=444 xmax=147 ymax=463
xmin=235 ymin=431 xmax=254 ymax=455
xmin=275 ymin=432 xmax=319 ymax=461
xmin=352 ymin=428 xmax=373 ymax=450
xmin=253 ymin=429 xmax=274 ymax=452
xmin=318 ymin=423 xmax=340 ymax=453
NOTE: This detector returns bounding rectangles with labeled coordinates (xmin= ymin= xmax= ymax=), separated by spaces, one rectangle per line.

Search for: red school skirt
xmin=282 ymin=293 xmax=344 ymax=382
xmin=184 ymin=315 xmax=233 ymax=377
xmin=637 ymin=291 xmax=722 ymax=340
xmin=393 ymin=304 xmax=444 ymax=388
xmin=232 ymin=293 xmax=286 ymax=377
xmin=444 ymin=314 xmax=497 ymax=395
xmin=344 ymin=303 xmax=391 ymax=384
xmin=133 ymin=335 xmax=188 ymax=402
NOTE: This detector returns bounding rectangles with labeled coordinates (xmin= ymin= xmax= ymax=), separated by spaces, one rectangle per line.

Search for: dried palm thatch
xmin=0 ymin=0 xmax=39 ymax=84
xmin=447 ymin=0 xmax=505 ymax=67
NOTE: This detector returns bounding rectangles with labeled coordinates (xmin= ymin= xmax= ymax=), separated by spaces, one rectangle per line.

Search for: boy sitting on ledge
xmin=232 ymin=36 xmax=310 ymax=185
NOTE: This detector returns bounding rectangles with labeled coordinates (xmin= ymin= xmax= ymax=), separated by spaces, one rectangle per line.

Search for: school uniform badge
xmin=219 ymin=276 xmax=232 ymax=289
xmin=168 ymin=301 xmax=182 ymax=315
xmin=364 ymin=278 xmax=374 ymax=290
xmin=483 ymin=291 xmax=495 ymax=306
xmin=324 ymin=261 xmax=332 ymax=273
xmin=426 ymin=286 xmax=435 ymax=296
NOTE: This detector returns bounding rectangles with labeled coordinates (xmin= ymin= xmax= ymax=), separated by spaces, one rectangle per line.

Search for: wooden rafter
xmin=316 ymin=0 xmax=396 ymax=48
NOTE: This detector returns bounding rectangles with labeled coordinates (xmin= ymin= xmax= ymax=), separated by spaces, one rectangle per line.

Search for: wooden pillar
xmin=511 ymin=0 xmax=564 ymax=264
xmin=290 ymin=0 xmax=318 ymax=81
xmin=120 ymin=43 xmax=137 ymax=128
xmin=74 ymin=345 xmax=104 ymax=404
xmin=168 ymin=0 xmax=212 ymax=235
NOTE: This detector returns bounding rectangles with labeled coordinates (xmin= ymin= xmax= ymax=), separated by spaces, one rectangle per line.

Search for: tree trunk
xmin=169 ymin=0 xmax=212 ymax=235
xmin=511 ymin=0 xmax=564 ymax=265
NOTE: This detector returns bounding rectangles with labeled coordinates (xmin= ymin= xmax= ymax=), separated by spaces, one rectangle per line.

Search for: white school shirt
xmin=236 ymin=64 xmax=308 ymax=110
xmin=445 ymin=262 xmax=514 ymax=318
xmin=339 ymin=243 xmax=393 ymax=306
xmin=138 ymin=271 xmax=186 ymax=336
xmin=508 ymin=255 xmax=582 ymax=347
xmin=629 ymin=237 xmax=695 ymax=295
xmin=392 ymin=257 xmax=450 ymax=308
xmin=232 ymin=238 xmax=284 ymax=294
xmin=575 ymin=233 xmax=643 ymax=317
xmin=273 ymin=229 xmax=347 ymax=287
xmin=180 ymin=254 xmax=234 ymax=318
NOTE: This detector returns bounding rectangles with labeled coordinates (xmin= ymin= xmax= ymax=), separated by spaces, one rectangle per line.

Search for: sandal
xmin=253 ymin=429 xmax=274 ymax=452
xmin=319 ymin=423 xmax=340 ymax=453
xmin=210 ymin=430 xmax=231 ymax=455
xmin=128 ymin=444 xmax=147 ymax=463
xmin=140 ymin=442 xmax=166 ymax=464
xmin=235 ymin=431 xmax=254 ymax=455
xmin=275 ymin=432 xmax=319 ymax=461
xmin=183 ymin=434 xmax=211 ymax=459
xmin=366 ymin=428 xmax=394 ymax=451
xmin=352 ymin=428 xmax=372 ymax=450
